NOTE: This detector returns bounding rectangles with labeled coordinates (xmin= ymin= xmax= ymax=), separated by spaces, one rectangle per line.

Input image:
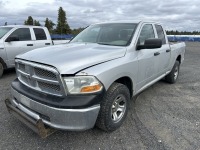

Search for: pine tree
xmin=56 ymin=7 xmax=71 ymax=34
xmin=45 ymin=18 xmax=55 ymax=33
xmin=24 ymin=16 xmax=34 ymax=25
xmin=34 ymin=20 xmax=41 ymax=26
xmin=71 ymin=27 xmax=85 ymax=35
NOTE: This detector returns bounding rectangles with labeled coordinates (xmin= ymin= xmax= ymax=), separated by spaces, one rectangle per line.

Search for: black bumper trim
xmin=11 ymin=78 xmax=104 ymax=109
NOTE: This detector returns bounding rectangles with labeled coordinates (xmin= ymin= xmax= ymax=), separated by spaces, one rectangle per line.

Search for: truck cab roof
xmin=92 ymin=20 xmax=161 ymax=25
xmin=0 ymin=25 xmax=47 ymax=28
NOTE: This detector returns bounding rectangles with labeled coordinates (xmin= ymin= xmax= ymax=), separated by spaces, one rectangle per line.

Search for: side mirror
xmin=137 ymin=39 xmax=162 ymax=50
xmin=5 ymin=35 xmax=19 ymax=42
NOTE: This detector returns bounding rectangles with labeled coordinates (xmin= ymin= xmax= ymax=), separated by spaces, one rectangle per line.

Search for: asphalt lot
xmin=0 ymin=42 xmax=200 ymax=150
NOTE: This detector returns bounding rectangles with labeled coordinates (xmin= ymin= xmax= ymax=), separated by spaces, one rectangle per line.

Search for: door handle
xmin=27 ymin=44 xmax=33 ymax=46
xmin=154 ymin=52 xmax=160 ymax=56
xmin=166 ymin=49 xmax=171 ymax=52
xmin=45 ymin=43 xmax=51 ymax=45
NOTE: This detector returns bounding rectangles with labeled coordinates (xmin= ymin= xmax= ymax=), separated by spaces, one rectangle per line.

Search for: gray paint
xmin=15 ymin=20 xmax=186 ymax=98
xmin=16 ymin=43 xmax=127 ymax=74
xmin=0 ymin=25 xmax=52 ymax=69
xmin=11 ymin=21 xmax=186 ymax=130
xmin=11 ymin=88 xmax=100 ymax=130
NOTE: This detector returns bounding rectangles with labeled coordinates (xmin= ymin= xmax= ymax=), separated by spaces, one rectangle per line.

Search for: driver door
xmin=136 ymin=24 xmax=161 ymax=91
xmin=3 ymin=28 xmax=34 ymax=67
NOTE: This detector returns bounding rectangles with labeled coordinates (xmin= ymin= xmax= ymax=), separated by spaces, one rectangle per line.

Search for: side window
xmin=155 ymin=25 xmax=166 ymax=44
xmin=138 ymin=24 xmax=155 ymax=45
xmin=9 ymin=28 xmax=31 ymax=41
xmin=33 ymin=28 xmax=47 ymax=40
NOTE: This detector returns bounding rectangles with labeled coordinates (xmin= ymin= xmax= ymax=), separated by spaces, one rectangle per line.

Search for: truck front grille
xmin=15 ymin=59 xmax=64 ymax=96
xmin=38 ymin=81 xmax=61 ymax=92
xmin=34 ymin=67 xmax=57 ymax=80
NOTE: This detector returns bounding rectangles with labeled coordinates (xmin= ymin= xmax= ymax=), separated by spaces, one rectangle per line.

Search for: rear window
xmin=33 ymin=28 xmax=47 ymax=40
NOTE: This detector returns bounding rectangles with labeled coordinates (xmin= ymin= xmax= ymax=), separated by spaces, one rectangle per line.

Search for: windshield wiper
xmin=97 ymin=42 xmax=112 ymax=45
xmin=97 ymin=42 xmax=124 ymax=47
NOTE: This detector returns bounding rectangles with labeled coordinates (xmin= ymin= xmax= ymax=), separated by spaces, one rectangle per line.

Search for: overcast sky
xmin=0 ymin=0 xmax=200 ymax=31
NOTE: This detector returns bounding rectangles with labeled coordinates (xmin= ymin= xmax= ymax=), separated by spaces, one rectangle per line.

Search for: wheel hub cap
xmin=111 ymin=94 xmax=126 ymax=122
xmin=174 ymin=66 xmax=179 ymax=80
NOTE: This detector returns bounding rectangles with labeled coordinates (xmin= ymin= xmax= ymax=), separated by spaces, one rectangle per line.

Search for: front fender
xmin=76 ymin=53 xmax=138 ymax=94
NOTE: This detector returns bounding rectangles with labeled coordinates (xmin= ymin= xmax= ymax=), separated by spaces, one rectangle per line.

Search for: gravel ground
xmin=0 ymin=42 xmax=199 ymax=150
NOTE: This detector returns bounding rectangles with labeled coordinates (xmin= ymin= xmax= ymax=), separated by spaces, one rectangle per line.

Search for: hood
xmin=16 ymin=43 xmax=126 ymax=74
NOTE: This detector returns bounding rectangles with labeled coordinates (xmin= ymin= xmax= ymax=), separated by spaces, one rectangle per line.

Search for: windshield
xmin=0 ymin=27 xmax=13 ymax=39
xmin=71 ymin=23 xmax=137 ymax=46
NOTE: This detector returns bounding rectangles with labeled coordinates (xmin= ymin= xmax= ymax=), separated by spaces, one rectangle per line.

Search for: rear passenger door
xmin=33 ymin=28 xmax=52 ymax=49
xmin=155 ymin=24 xmax=171 ymax=75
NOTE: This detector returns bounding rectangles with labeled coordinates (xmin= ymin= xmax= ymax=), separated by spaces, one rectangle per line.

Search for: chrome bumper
xmin=10 ymin=88 xmax=100 ymax=131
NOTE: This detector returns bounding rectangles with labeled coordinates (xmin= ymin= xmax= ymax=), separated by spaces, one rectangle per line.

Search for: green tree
xmin=34 ymin=20 xmax=41 ymax=26
xmin=56 ymin=7 xmax=71 ymax=34
xmin=71 ymin=27 xmax=85 ymax=35
xmin=4 ymin=22 xmax=7 ymax=26
xmin=45 ymin=18 xmax=55 ymax=33
xmin=24 ymin=16 xmax=34 ymax=25
xmin=24 ymin=16 xmax=40 ymax=26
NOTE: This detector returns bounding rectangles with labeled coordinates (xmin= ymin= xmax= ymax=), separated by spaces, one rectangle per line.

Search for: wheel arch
xmin=176 ymin=55 xmax=181 ymax=64
xmin=112 ymin=76 xmax=134 ymax=98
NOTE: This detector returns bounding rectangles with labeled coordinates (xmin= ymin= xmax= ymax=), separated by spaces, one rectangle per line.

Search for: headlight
xmin=64 ymin=76 xmax=103 ymax=94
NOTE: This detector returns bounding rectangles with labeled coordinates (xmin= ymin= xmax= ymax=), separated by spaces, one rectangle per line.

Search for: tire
xmin=96 ymin=82 xmax=130 ymax=132
xmin=165 ymin=61 xmax=180 ymax=84
xmin=0 ymin=62 xmax=3 ymax=78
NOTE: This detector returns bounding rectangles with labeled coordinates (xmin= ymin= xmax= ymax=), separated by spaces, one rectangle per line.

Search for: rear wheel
xmin=0 ymin=62 xmax=4 ymax=78
xmin=165 ymin=61 xmax=180 ymax=84
xmin=96 ymin=82 xmax=130 ymax=132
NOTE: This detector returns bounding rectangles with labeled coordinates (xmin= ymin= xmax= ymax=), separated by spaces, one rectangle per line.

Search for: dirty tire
xmin=165 ymin=60 xmax=180 ymax=84
xmin=96 ymin=82 xmax=130 ymax=132
xmin=0 ymin=62 xmax=3 ymax=78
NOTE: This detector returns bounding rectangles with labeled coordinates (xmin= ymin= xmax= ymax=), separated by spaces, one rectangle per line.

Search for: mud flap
xmin=5 ymin=99 xmax=56 ymax=138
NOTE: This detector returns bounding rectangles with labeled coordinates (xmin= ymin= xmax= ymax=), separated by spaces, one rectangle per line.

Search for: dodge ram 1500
xmin=5 ymin=21 xmax=185 ymax=137
xmin=0 ymin=25 xmax=67 ymax=78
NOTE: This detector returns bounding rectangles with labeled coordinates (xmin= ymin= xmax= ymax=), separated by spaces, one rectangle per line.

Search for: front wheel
xmin=165 ymin=60 xmax=180 ymax=84
xmin=0 ymin=62 xmax=4 ymax=78
xmin=96 ymin=82 xmax=130 ymax=132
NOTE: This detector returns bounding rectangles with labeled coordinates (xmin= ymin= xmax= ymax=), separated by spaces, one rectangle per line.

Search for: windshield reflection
xmin=70 ymin=23 xmax=137 ymax=46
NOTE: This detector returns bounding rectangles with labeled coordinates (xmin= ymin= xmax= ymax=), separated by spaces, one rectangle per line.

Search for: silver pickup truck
xmin=5 ymin=21 xmax=185 ymax=137
xmin=0 ymin=25 xmax=53 ymax=77
xmin=0 ymin=25 xmax=68 ymax=78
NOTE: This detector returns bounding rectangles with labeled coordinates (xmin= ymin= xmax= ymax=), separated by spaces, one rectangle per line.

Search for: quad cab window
xmin=155 ymin=25 xmax=166 ymax=44
xmin=8 ymin=28 xmax=31 ymax=41
xmin=33 ymin=28 xmax=47 ymax=40
xmin=137 ymin=24 xmax=155 ymax=45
